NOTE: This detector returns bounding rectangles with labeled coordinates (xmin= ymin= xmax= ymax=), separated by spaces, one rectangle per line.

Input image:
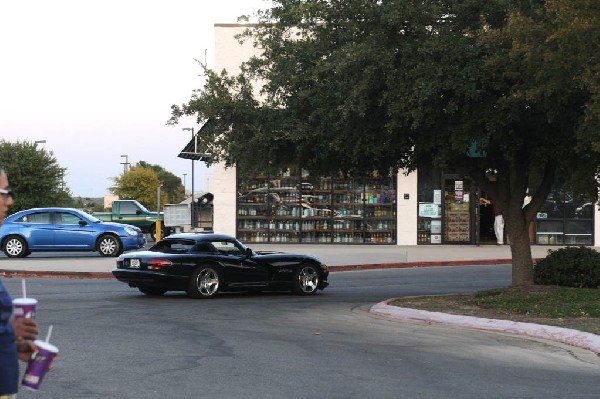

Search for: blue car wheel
xmin=97 ymin=235 xmax=122 ymax=257
xmin=3 ymin=236 xmax=28 ymax=258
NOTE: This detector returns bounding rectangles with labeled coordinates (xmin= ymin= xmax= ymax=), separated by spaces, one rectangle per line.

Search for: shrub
xmin=534 ymin=246 xmax=600 ymax=288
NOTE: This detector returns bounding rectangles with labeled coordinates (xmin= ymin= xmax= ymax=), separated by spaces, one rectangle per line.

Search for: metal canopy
xmin=177 ymin=120 xmax=212 ymax=161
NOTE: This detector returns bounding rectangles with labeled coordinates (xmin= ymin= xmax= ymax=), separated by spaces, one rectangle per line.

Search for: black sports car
xmin=112 ymin=233 xmax=329 ymax=298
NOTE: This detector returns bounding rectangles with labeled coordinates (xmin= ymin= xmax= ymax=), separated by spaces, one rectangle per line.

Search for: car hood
xmin=102 ymin=221 xmax=142 ymax=232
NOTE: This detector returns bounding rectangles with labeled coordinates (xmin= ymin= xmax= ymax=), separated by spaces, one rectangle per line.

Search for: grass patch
xmin=388 ymin=286 xmax=600 ymax=335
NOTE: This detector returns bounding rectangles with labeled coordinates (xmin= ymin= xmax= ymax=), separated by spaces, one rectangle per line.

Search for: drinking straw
xmin=45 ymin=325 xmax=53 ymax=343
xmin=22 ymin=279 xmax=26 ymax=298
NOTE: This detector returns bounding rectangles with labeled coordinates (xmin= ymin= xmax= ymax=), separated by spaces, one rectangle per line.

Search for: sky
xmin=0 ymin=0 xmax=273 ymax=198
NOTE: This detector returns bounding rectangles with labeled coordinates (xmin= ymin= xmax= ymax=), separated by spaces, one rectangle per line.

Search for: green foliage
xmin=0 ymin=140 xmax=70 ymax=212
xmin=110 ymin=162 xmax=186 ymax=210
xmin=534 ymin=247 xmax=600 ymax=288
xmin=136 ymin=161 xmax=186 ymax=204
xmin=110 ymin=166 xmax=164 ymax=210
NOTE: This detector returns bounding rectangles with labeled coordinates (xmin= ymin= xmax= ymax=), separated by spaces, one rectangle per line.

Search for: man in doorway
xmin=493 ymin=202 xmax=504 ymax=245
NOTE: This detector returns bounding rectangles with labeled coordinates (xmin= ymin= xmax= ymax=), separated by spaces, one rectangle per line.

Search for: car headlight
xmin=124 ymin=226 xmax=138 ymax=236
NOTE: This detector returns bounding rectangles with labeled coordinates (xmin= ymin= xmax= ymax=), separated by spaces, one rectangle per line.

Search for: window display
xmin=237 ymin=172 xmax=396 ymax=244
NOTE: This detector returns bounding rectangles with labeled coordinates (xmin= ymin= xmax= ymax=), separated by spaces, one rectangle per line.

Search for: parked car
xmin=113 ymin=233 xmax=329 ymax=298
xmin=0 ymin=208 xmax=145 ymax=258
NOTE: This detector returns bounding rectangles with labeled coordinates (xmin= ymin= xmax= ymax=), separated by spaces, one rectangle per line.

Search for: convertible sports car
xmin=113 ymin=233 xmax=329 ymax=298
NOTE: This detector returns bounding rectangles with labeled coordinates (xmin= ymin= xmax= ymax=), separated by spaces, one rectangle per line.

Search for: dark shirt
xmin=493 ymin=203 xmax=502 ymax=217
xmin=0 ymin=280 xmax=18 ymax=395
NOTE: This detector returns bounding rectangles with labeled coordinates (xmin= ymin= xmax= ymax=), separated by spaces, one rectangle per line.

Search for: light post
xmin=34 ymin=140 xmax=46 ymax=145
xmin=120 ymin=155 xmax=130 ymax=174
xmin=182 ymin=173 xmax=187 ymax=194
xmin=182 ymin=127 xmax=195 ymax=227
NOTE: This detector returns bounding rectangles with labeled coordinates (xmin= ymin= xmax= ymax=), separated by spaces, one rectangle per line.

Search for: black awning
xmin=178 ymin=120 xmax=212 ymax=161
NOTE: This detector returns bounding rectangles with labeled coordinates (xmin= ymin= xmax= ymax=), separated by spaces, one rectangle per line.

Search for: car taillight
xmin=147 ymin=259 xmax=173 ymax=270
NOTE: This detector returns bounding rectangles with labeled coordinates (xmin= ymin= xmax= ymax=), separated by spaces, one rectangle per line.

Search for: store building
xmin=199 ymin=20 xmax=599 ymax=246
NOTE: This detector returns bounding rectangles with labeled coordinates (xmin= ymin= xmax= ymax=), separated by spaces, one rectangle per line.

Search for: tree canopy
xmin=170 ymin=0 xmax=600 ymax=286
xmin=0 ymin=140 xmax=70 ymax=212
xmin=110 ymin=162 xmax=185 ymax=210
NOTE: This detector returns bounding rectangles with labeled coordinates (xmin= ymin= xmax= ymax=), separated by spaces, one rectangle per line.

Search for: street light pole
xmin=120 ymin=155 xmax=129 ymax=174
xmin=182 ymin=173 xmax=187 ymax=194
xmin=34 ymin=140 xmax=46 ymax=145
xmin=182 ymin=127 xmax=195 ymax=228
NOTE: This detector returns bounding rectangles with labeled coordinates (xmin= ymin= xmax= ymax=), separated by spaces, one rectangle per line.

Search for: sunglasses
xmin=0 ymin=189 xmax=14 ymax=199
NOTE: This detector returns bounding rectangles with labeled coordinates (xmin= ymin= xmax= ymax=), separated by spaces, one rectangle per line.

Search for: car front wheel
xmin=97 ymin=235 xmax=122 ymax=257
xmin=3 ymin=236 xmax=28 ymax=258
xmin=187 ymin=266 xmax=221 ymax=299
xmin=292 ymin=263 xmax=320 ymax=295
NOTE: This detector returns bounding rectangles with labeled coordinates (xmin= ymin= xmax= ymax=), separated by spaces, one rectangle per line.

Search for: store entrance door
xmin=478 ymin=192 xmax=497 ymax=245
xmin=443 ymin=177 xmax=472 ymax=244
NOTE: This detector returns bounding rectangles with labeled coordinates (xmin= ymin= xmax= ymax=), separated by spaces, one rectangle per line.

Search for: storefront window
xmin=237 ymin=171 xmax=397 ymax=244
xmin=535 ymin=190 xmax=594 ymax=245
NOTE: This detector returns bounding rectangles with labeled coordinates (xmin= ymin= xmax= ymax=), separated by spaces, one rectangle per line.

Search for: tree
xmin=0 ymin=140 xmax=70 ymax=212
xmin=110 ymin=166 xmax=164 ymax=210
xmin=170 ymin=0 xmax=600 ymax=286
xmin=136 ymin=161 xmax=186 ymax=204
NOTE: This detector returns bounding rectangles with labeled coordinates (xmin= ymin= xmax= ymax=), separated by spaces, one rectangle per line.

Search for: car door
xmin=210 ymin=239 xmax=268 ymax=286
xmin=52 ymin=211 xmax=96 ymax=249
xmin=15 ymin=212 xmax=54 ymax=249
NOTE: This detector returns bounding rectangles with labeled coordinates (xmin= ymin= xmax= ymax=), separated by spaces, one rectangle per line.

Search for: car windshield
xmin=150 ymin=239 xmax=195 ymax=253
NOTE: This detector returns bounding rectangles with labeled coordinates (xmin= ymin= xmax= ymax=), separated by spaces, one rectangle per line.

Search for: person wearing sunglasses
xmin=0 ymin=166 xmax=40 ymax=398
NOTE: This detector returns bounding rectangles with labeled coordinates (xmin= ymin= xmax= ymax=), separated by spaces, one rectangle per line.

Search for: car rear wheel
xmin=187 ymin=266 xmax=220 ymax=299
xmin=292 ymin=263 xmax=320 ymax=295
xmin=3 ymin=236 xmax=28 ymax=258
xmin=97 ymin=235 xmax=122 ymax=257
xmin=138 ymin=286 xmax=167 ymax=296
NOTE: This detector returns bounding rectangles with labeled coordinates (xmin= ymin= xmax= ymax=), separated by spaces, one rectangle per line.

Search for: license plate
xmin=130 ymin=259 xmax=141 ymax=268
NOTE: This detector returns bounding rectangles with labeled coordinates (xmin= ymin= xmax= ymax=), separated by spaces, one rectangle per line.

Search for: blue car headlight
xmin=124 ymin=226 xmax=138 ymax=236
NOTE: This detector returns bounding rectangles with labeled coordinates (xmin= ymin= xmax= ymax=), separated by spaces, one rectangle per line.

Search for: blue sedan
xmin=0 ymin=208 xmax=145 ymax=258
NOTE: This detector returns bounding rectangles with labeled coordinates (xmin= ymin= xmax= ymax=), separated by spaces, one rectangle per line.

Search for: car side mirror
xmin=245 ymin=248 xmax=253 ymax=258
xmin=79 ymin=220 xmax=87 ymax=227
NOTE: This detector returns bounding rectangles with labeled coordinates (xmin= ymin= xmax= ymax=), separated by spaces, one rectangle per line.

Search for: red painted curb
xmin=0 ymin=270 xmax=114 ymax=279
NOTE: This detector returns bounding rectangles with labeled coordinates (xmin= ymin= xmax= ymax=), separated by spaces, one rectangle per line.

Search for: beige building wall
xmin=396 ymin=170 xmax=418 ymax=245
xmin=211 ymin=22 xmax=261 ymax=235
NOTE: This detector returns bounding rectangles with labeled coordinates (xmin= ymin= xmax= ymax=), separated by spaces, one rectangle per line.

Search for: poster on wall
xmin=419 ymin=203 xmax=441 ymax=218
xmin=433 ymin=189 xmax=442 ymax=205
xmin=454 ymin=180 xmax=463 ymax=203
xmin=430 ymin=220 xmax=442 ymax=234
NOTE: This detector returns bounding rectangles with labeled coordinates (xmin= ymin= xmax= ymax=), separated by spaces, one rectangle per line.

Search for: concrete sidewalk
xmin=0 ymin=244 xmax=565 ymax=277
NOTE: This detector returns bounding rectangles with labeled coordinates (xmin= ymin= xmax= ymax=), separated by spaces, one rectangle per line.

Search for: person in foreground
xmin=0 ymin=166 xmax=41 ymax=398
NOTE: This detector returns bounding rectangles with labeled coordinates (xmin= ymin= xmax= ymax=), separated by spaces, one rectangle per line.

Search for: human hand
xmin=16 ymin=339 xmax=36 ymax=362
xmin=16 ymin=340 xmax=58 ymax=371
xmin=12 ymin=317 xmax=39 ymax=341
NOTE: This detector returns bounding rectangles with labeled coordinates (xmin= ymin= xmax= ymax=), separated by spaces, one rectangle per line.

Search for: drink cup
xmin=12 ymin=298 xmax=37 ymax=319
xmin=21 ymin=340 xmax=59 ymax=391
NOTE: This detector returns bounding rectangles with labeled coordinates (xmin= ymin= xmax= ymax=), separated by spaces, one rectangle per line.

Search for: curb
xmin=0 ymin=258 xmax=513 ymax=279
xmin=370 ymin=300 xmax=600 ymax=355
xmin=0 ymin=270 xmax=114 ymax=279
xmin=328 ymin=258 xmax=512 ymax=271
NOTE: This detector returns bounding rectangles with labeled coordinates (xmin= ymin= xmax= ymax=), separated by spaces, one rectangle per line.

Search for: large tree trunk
xmin=506 ymin=213 xmax=534 ymax=287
